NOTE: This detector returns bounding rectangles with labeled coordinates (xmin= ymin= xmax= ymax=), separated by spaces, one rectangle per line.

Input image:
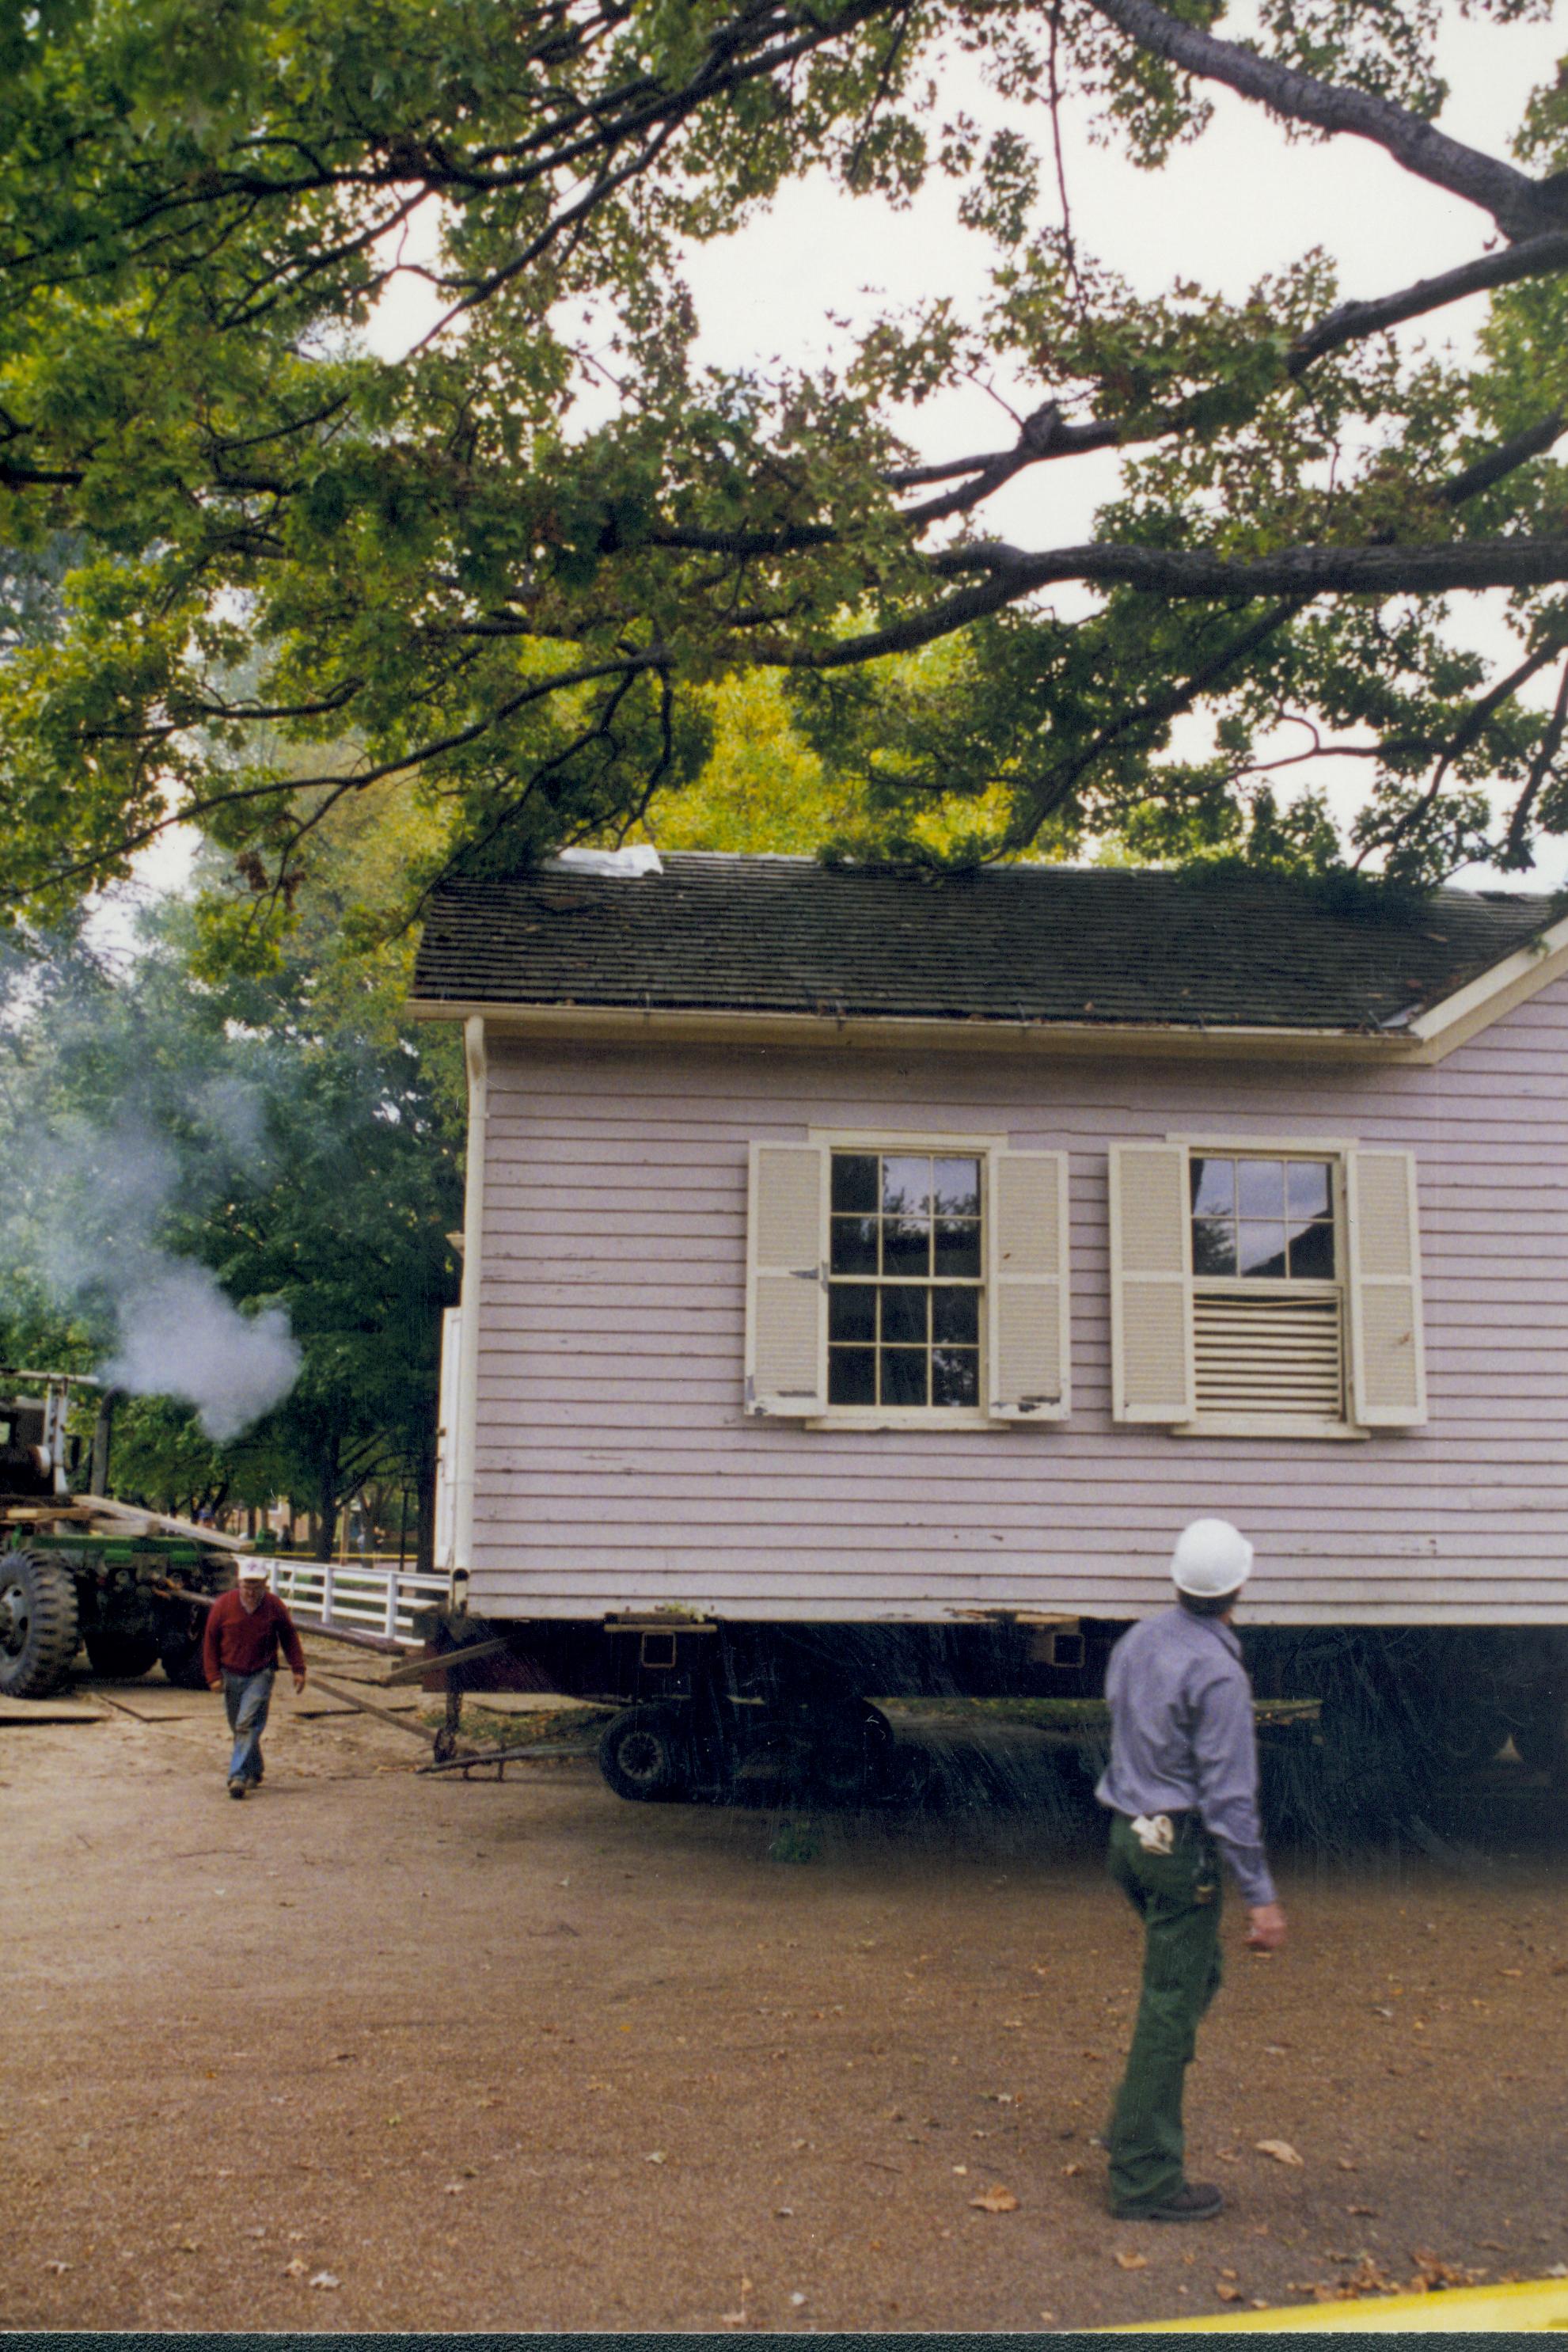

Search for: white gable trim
xmin=1401 ymin=909 xmax=1568 ymax=1062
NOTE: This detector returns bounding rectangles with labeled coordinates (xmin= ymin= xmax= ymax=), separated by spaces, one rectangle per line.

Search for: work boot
xmin=228 ymin=1777 xmax=247 ymax=1800
xmin=1110 ymin=2181 xmax=1224 ymax=2223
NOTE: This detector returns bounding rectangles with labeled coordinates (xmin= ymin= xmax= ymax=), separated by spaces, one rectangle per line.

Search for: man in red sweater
xmin=203 ymin=1562 xmax=308 ymax=1799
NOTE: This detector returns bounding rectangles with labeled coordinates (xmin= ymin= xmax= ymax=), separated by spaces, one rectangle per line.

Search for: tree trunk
xmin=313 ymin=1431 xmax=342 ymax=1562
xmin=415 ymin=1431 xmax=438 ymax=1577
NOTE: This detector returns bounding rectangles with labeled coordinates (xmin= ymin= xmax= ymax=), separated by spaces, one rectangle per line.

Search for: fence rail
xmin=264 ymin=1556 xmax=449 ymax=1645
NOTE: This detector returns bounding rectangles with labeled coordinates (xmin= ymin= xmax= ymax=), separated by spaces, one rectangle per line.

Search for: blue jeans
xmin=222 ymin=1667 xmax=275 ymax=1784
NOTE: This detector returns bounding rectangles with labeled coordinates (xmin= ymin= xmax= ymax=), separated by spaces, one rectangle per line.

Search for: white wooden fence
xmin=264 ymin=1556 xmax=449 ymax=1645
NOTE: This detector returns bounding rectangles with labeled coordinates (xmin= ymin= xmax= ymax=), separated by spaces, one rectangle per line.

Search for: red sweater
xmin=203 ymin=1587 xmax=306 ymax=1681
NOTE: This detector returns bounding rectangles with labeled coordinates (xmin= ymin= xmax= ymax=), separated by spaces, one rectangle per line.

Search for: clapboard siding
xmin=465 ymin=973 xmax=1568 ymax=1624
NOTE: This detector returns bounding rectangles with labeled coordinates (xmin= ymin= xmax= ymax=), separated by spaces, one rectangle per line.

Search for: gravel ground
xmin=3 ymin=1640 xmax=1567 ymax=2335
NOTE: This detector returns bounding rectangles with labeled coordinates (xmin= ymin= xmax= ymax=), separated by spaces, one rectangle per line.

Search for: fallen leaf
xmin=442 ymin=2181 xmax=465 ymax=2195
xmin=283 ymin=2258 xmax=307 ymax=2278
xmin=970 ymin=2185 xmax=1019 ymax=2213
xmin=1336 ymin=2159 xmax=1358 ymax=2172
xmin=1256 ymin=2139 xmax=1304 ymax=2166
xmin=1500 ymin=1968 xmax=1523 ymax=1978
xmin=951 ymin=2164 xmax=969 ymax=2176
xmin=1347 ymin=2205 xmax=1378 ymax=2217
xmin=44 ymin=2262 xmax=70 ymax=2275
xmin=720 ymin=2313 xmax=746 ymax=2327
xmin=1219 ymin=2269 xmax=1238 ymax=2281
xmin=1061 ymin=2162 xmax=1083 ymax=2178
xmin=1114 ymin=2251 xmax=1148 ymax=2270
xmin=309 ymin=2270 xmax=340 ymax=2290
xmin=789 ymin=2292 xmax=807 ymax=2307
xmin=644 ymin=2151 xmax=666 ymax=2165
xmin=1216 ymin=2283 xmax=1243 ymax=2302
xmin=1039 ymin=2312 xmax=1056 ymax=2324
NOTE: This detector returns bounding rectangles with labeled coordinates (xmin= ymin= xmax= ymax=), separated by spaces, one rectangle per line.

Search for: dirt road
xmin=4 ymin=1644 xmax=1566 ymax=2333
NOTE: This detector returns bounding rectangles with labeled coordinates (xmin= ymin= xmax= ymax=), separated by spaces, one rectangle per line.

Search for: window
xmin=745 ymin=1138 xmax=1069 ymax=1423
xmin=1109 ymin=1142 xmax=1426 ymax=1433
xmin=1188 ymin=1154 xmax=1345 ymax=1421
xmin=826 ymin=1151 xmax=983 ymax=1408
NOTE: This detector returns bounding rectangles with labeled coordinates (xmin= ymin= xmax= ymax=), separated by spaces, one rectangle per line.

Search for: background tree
xmin=3 ymin=0 xmax=1568 ymax=925
xmin=0 ymin=841 xmax=464 ymax=1560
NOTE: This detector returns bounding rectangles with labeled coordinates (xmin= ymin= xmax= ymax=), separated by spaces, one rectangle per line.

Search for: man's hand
xmin=1245 ymin=1902 xmax=1287 ymax=1951
xmin=293 ymin=1670 xmax=307 ymax=1694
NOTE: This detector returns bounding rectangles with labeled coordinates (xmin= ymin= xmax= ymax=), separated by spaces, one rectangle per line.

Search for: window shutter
xmin=1108 ymin=1143 xmax=1195 ymax=1423
xmin=987 ymin=1150 xmax=1070 ymax=1421
xmin=745 ymin=1142 xmax=827 ymax=1416
xmin=1346 ymin=1149 xmax=1427 ymax=1427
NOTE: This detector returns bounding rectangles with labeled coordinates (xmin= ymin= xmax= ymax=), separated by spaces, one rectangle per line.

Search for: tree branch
xmin=774 ymin=537 xmax=1568 ymax=671
xmin=1086 ymin=0 xmax=1566 ymax=240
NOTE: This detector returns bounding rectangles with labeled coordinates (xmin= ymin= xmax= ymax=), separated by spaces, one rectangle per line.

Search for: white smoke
xmin=101 ymin=1265 xmax=301 ymax=1442
xmin=9 ymin=1092 xmax=302 ymax=1445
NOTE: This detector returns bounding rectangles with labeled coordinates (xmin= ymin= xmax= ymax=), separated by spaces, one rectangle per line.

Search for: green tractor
xmin=0 ymin=1370 xmax=248 ymax=1699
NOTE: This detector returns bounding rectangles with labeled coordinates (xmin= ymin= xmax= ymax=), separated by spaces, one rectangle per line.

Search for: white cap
xmin=1171 ymin=1517 xmax=1254 ymax=1598
xmin=237 ymin=1559 xmax=271 ymax=1581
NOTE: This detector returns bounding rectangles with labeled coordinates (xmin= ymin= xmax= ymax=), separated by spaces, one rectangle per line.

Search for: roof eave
xmin=1399 ymin=907 xmax=1568 ymax=1062
xmin=404 ymin=996 xmax=1418 ymax=1062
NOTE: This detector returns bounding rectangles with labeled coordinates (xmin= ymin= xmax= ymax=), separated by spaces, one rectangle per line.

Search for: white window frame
xmin=803 ymin=1127 xmax=1006 ymax=1429
xmin=1166 ymin=1132 xmax=1367 ymax=1439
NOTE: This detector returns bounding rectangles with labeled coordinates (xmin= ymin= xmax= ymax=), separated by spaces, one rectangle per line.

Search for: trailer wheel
xmin=0 ymin=1548 xmax=81 ymax=1699
xmin=598 ymin=1704 xmax=694 ymax=1803
xmin=83 ymin=1629 xmax=160 ymax=1680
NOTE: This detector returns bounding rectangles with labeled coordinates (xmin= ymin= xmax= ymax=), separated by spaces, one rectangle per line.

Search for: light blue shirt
xmin=1095 ymin=1605 xmax=1278 ymax=1908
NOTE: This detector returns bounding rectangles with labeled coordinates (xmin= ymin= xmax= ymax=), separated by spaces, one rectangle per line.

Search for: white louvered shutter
xmin=745 ymin=1142 xmax=827 ymax=1416
xmin=1346 ymin=1149 xmax=1427 ymax=1427
xmin=987 ymin=1150 xmax=1070 ymax=1421
xmin=1108 ymin=1143 xmax=1195 ymax=1423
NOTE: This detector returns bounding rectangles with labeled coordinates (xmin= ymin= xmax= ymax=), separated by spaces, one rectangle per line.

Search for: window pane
xmin=932 ymin=1347 xmax=979 ymax=1407
xmin=880 ymin=1349 xmax=928 ymax=1407
xmin=883 ymin=1218 xmax=932 ymax=1276
xmin=1287 ymin=1161 xmax=1332 ymax=1219
xmin=932 ymin=1156 xmax=981 ymax=1218
xmin=828 ymin=1347 xmax=875 ymax=1405
xmin=1190 ymin=1157 xmax=1235 ymax=1215
xmin=830 ymin=1216 xmax=877 ymax=1275
xmin=1287 ymin=1218 xmax=1335 ymax=1279
xmin=831 ymin=1153 xmax=878 ymax=1214
xmin=828 ymin=1284 xmax=875 ymax=1343
xmin=932 ymin=1286 xmax=980 ymax=1345
xmin=933 ymin=1218 xmax=981 ymax=1278
xmin=1238 ymin=1221 xmax=1287 ymax=1278
xmin=1237 ymin=1159 xmax=1285 ymax=1216
xmin=880 ymin=1286 xmax=929 ymax=1346
xmin=1192 ymin=1216 xmax=1236 ymax=1276
xmin=882 ymin=1156 xmax=931 ymax=1218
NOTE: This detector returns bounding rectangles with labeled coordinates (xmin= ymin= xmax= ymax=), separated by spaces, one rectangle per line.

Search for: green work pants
xmin=1103 ymin=1810 xmax=1224 ymax=2211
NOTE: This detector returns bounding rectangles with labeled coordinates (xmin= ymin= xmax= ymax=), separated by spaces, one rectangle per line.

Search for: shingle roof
xmin=410 ymin=853 xmax=1555 ymax=1034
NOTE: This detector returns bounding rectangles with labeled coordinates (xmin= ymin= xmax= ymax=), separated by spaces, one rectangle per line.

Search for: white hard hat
xmin=1171 ymin=1518 xmax=1254 ymax=1598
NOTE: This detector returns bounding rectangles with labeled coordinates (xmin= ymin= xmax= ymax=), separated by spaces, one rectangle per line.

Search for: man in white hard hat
xmin=202 ymin=1560 xmax=307 ymax=1799
xmin=1095 ymin=1518 xmax=1286 ymax=2223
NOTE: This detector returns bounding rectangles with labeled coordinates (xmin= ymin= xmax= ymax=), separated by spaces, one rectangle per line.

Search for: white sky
xmin=112 ymin=2 xmax=1568 ymax=940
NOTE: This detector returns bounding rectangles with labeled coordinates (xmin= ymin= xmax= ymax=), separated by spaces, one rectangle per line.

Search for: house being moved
xmin=410 ymin=852 xmax=1568 ymax=1797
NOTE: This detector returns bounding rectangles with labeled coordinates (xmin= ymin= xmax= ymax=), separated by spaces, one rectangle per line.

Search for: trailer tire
xmin=83 ymin=1629 xmax=160 ymax=1680
xmin=0 ymin=1548 xmax=81 ymax=1699
xmin=598 ymin=1704 xmax=694 ymax=1803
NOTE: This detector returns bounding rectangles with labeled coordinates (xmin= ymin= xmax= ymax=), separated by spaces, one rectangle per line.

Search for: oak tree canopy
xmin=3 ymin=0 xmax=1568 ymax=933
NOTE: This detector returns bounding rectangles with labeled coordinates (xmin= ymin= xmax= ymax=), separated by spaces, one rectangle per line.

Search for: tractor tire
xmin=83 ymin=1628 xmax=160 ymax=1681
xmin=598 ymin=1704 xmax=695 ymax=1803
xmin=0 ymin=1548 xmax=81 ymax=1699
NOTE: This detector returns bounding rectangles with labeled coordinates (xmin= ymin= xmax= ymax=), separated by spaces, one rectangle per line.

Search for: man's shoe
xmin=1111 ymin=2181 xmax=1224 ymax=2223
xmin=228 ymin=1777 xmax=247 ymax=1799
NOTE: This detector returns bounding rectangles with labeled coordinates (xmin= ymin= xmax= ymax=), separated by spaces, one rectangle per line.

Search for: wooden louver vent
xmin=1192 ymin=1292 xmax=1344 ymax=1419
